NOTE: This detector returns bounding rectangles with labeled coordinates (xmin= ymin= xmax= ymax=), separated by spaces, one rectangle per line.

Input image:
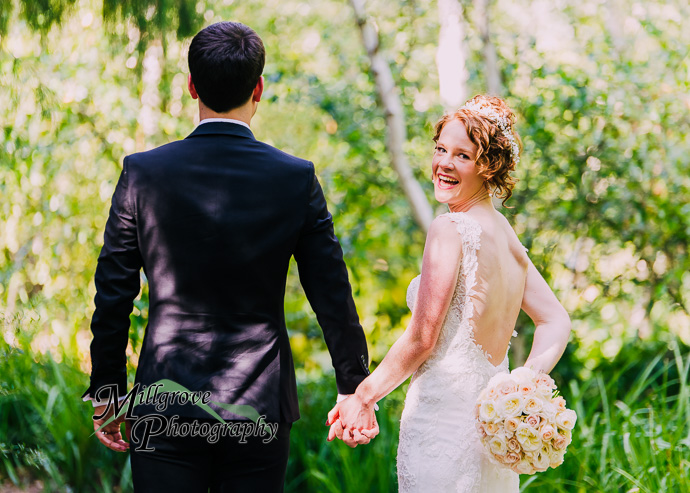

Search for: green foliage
xmin=0 ymin=312 xmax=130 ymax=491
xmin=2 ymin=312 xmax=688 ymax=491
xmin=0 ymin=0 xmax=201 ymax=48
xmin=522 ymin=338 xmax=690 ymax=492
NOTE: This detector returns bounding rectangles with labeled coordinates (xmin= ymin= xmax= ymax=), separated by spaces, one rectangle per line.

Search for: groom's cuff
xmin=82 ymin=393 xmax=129 ymax=408
xmin=337 ymin=393 xmax=379 ymax=411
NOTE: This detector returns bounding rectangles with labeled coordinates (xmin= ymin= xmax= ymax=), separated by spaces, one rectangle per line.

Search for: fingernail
xmin=325 ymin=419 xmax=330 ymax=426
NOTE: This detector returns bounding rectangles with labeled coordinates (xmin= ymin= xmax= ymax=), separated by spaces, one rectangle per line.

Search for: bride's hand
xmin=326 ymin=394 xmax=379 ymax=447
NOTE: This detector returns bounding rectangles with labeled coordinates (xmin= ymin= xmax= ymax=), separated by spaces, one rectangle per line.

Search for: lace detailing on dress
xmin=397 ymin=212 xmax=519 ymax=492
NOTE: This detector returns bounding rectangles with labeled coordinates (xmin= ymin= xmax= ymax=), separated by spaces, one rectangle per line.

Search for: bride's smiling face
xmin=432 ymin=119 xmax=484 ymax=205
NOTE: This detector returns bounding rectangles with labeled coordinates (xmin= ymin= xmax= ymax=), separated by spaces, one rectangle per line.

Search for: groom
xmin=83 ymin=21 xmax=376 ymax=491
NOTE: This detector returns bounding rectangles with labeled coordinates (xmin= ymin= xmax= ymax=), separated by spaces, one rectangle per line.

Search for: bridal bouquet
xmin=474 ymin=367 xmax=577 ymax=474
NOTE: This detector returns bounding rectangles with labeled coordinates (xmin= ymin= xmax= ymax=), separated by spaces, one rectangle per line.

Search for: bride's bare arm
xmin=521 ymin=257 xmax=572 ymax=373
xmin=328 ymin=216 xmax=463 ymax=432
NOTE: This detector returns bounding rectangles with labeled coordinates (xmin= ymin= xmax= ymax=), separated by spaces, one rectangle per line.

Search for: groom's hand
xmin=326 ymin=395 xmax=379 ymax=447
xmin=92 ymin=404 xmax=129 ymax=452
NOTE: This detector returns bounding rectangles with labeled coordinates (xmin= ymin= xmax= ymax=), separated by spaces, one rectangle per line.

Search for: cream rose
xmin=504 ymin=416 xmax=520 ymax=433
xmin=485 ymin=421 xmax=500 ymax=435
xmin=539 ymin=423 xmax=556 ymax=441
xmin=487 ymin=387 xmax=499 ymax=400
xmin=547 ymin=446 xmax=565 ymax=466
xmin=506 ymin=436 xmax=521 ymax=452
xmin=519 ymin=381 xmax=537 ymax=396
xmin=555 ymin=409 xmax=577 ymax=430
xmin=532 ymin=448 xmax=551 ymax=472
xmin=553 ymin=396 xmax=567 ymax=412
xmin=524 ymin=396 xmax=544 ymax=416
xmin=512 ymin=457 xmax=535 ymax=475
xmin=488 ymin=435 xmax=508 ymax=456
xmin=511 ymin=366 xmax=536 ymax=383
xmin=497 ymin=379 xmax=519 ymax=395
xmin=515 ymin=423 xmax=541 ymax=452
xmin=525 ymin=413 xmax=542 ymax=429
xmin=535 ymin=373 xmax=557 ymax=390
xmin=479 ymin=401 xmax=497 ymax=422
xmin=553 ymin=433 xmax=568 ymax=450
xmin=503 ymin=451 xmax=521 ymax=464
xmin=540 ymin=401 xmax=557 ymax=420
xmin=497 ymin=392 xmax=524 ymax=418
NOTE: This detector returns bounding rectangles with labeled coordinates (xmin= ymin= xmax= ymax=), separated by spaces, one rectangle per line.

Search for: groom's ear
xmin=188 ymin=74 xmax=199 ymax=100
xmin=252 ymin=75 xmax=264 ymax=103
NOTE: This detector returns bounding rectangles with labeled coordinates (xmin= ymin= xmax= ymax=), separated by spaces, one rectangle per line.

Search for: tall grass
xmin=0 ymin=315 xmax=130 ymax=492
xmin=1 ymin=311 xmax=688 ymax=492
xmin=522 ymin=339 xmax=690 ymax=492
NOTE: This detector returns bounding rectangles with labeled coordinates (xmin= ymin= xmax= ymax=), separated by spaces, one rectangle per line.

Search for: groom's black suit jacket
xmin=83 ymin=121 xmax=370 ymax=422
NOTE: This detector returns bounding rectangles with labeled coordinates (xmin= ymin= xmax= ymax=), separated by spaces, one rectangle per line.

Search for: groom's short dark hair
xmin=188 ymin=22 xmax=265 ymax=113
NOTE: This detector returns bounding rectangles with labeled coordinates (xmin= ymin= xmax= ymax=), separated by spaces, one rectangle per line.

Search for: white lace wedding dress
xmin=397 ymin=212 xmax=520 ymax=492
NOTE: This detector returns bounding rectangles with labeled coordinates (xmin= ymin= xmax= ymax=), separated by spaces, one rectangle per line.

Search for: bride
xmin=326 ymin=95 xmax=572 ymax=491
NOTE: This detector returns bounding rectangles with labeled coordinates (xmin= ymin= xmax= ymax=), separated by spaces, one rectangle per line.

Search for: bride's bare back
xmin=463 ymin=209 xmax=529 ymax=366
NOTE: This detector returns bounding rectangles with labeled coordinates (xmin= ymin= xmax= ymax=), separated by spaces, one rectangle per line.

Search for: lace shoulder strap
xmin=441 ymin=212 xmax=482 ymax=283
xmin=441 ymin=212 xmax=482 ymax=254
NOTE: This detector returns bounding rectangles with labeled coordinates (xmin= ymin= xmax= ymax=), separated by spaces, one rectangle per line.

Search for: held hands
xmin=325 ymin=394 xmax=379 ymax=448
xmin=92 ymin=404 xmax=130 ymax=452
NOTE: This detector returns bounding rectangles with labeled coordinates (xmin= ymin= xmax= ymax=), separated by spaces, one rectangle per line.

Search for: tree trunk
xmin=436 ymin=0 xmax=469 ymax=111
xmin=138 ymin=40 xmax=164 ymax=151
xmin=349 ymin=0 xmax=434 ymax=233
xmin=475 ymin=0 xmax=502 ymax=96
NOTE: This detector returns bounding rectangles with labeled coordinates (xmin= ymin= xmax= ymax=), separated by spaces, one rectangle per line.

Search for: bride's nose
xmin=438 ymin=155 xmax=454 ymax=170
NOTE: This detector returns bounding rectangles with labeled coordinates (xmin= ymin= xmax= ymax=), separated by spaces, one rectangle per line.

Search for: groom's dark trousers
xmin=83 ymin=121 xmax=370 ymax=491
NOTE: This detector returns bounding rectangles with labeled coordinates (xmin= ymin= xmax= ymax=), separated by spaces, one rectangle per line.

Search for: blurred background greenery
xmin=1 ymin=0 xmax=688 ymax=491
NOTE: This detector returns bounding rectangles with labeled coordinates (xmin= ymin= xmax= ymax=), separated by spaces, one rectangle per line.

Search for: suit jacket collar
xmin=186 ymin=121 xmax=256 ymax=140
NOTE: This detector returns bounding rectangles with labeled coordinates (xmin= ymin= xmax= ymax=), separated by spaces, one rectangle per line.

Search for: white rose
xmin=488 ymin=435 xmax=508 ymax=456
xmin=532 ymin=448 xmax=551 ymax=472
xmin=511 ymin=366 xmax=536 ymax=383
xmin=512 ymin=457 xmax=535 ymax=475
xmin=485 ymin=421 xmax=500 ymax=435
xmin=524 ymin=396 xmax=543 ymax=414
xmin=540 ymin=400 xmax=557 ymax=420
xmin=515 ymin=423 xmax=541 ymax=452
xmin=546 ymin=445 xmax=565 ymax=467
xmin=555 ymin=409 xmax=577 ymax=430
xmin=553 ymin=396 xmax=567 ymax=412
xmin=497 ymin=392 xmax=524 ymax=418
xmin=479 ymin=400 xmax=498 ymax=422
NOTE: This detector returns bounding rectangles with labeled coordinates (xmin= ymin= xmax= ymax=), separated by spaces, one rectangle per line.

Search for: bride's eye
xmin=435 ymin=146 xmax=446 ymax=154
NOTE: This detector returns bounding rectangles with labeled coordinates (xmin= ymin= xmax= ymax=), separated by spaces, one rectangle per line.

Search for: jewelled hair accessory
xmin=460 ymin=98 xmax=520 ymax=166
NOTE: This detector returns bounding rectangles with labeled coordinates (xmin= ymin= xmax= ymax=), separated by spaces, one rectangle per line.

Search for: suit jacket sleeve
xmin=82 ymin=156 xmax=142 ymax=400
xmin=294 ymin=167 xmax=370 ymax=395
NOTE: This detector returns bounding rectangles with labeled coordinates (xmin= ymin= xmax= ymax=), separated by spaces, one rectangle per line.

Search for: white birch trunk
xmin=350 ymin=0 xmax=433 ymax=233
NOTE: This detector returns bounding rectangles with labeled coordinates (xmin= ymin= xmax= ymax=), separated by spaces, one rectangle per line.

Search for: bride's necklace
xmin=449 ymin=186 xmax=492 ymax=212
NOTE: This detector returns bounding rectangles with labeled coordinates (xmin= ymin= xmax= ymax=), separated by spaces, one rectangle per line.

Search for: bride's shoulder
xmin=437 ymin=211 xmax=484 ymax=239
xmin=494 ymin=212 xmax=530 ymax=256
xmin=426 ymin=213 xmax=482 ymax=255
xmin=427 ymin=214 xmax=467 ymax=245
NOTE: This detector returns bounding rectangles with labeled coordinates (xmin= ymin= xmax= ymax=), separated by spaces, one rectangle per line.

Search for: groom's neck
xmin=198 ymin=100 xmax=256 ymax=127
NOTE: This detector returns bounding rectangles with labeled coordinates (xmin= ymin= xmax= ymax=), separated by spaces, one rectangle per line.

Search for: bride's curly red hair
xmin=433 ymin=95 xmax=522 ymax=207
